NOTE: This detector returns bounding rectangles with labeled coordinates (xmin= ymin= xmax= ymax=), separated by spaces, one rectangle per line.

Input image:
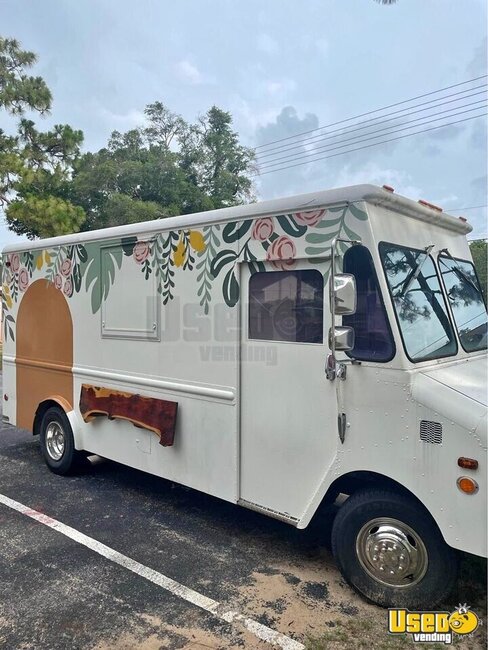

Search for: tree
xmin=0 ymin=37 xmax=85 ymax=239
xmin=470 ymin=239 xmax=487 ymax=301
xmin=70 ymin=102 xmax=255 ymax=231
xmin=181 ymin=106 xmax=256 ymax=209
xmin=1 ymin=38 xmax=255 ymax=238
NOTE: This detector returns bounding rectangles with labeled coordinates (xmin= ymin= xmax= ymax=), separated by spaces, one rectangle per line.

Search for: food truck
xmin=3 ymin=184 xmax=486 ymax=608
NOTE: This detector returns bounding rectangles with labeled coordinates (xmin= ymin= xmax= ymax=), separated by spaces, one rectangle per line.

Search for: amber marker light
xmin=458 ymin=457 xmax=479 ymax=470
xmin=457 ymin=476 xmax=479 ymax=494
xmin=418 ymin=199 xmax=443 ymax=212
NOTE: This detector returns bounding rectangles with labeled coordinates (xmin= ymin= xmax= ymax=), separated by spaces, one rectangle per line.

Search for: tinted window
xmin=380 ymin=243 xmax=457 ymax=361
xmin=439 ymin=255 xmax=487 ymax=352
xmin=249 ymin=270 xmax=323 ymax=343
xmin=343 ymin=246 xmax=395 ymax=361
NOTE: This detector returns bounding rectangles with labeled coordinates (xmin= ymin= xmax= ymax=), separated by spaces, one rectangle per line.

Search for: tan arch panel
xmin=16 ymin=279 xmax=73 ymax=431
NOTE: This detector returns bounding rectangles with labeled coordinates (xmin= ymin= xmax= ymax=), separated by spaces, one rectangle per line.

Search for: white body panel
xmin=2 ymin=184 xmax=486 ymax=558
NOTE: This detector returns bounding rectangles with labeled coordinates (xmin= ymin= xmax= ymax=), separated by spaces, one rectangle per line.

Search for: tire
xmin=331 ymin=488 xmax=458 ymax=609
xmin=40 ymin=407 xmax=86 ymax=475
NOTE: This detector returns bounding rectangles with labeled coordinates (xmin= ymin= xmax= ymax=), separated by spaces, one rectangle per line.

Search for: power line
xmin=257 ymin=106 xmax=487 ymax=171
xmin=252 ymin=113 xmax=486 ymax=176
xmin=254 ymin=75 xmax=488 ymax=151
xmin=257 ymin=102 xmax=487 ymax=170
xmin=449 ymin=204 xmax=488 ymax=212
xmin=256 ymin=88 xmax=487 ymax=160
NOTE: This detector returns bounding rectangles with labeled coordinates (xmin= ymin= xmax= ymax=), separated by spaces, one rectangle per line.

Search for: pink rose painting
xmin=252 ymin=218 xmax=274 ymax=241
xmin=266 ymin=235 xmax=297 ymax=271
xmin=133 ymin=241 xmax=150 ymax=264
xmin=63 ymin=278 xmax=73 ymax=297
xmin=18 ymin=268 xmax=29 ymax=292
xmin=294 ymin=209 xmax=326 ymax=226
xmin=60 ymin=258 xmax=72 ymax=277
xmin=9 ymin=253 xmax=20 ymax=273
xmin=54 ymin=274 xmax=63 ymax=290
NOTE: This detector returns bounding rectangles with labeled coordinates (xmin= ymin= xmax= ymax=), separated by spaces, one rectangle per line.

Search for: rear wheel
xmin=40 ymin=407 xmax=85 ymax=475
xmin=331 ymin=488 xmax=458 ymax=608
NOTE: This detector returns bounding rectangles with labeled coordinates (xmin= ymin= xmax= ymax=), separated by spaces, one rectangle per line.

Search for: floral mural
xmin=2 ymin=204 xmax=368 ymax=340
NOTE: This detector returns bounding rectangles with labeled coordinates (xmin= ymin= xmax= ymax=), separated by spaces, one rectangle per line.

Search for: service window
xmin=249 ymin=270 xmax=323 ymax=343
xmin=101 ymin=244 xmax=160 ymax=340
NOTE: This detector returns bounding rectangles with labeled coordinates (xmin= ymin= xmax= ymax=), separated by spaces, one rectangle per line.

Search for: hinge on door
xmin=338 ymin=413 xmax=347 ymax=444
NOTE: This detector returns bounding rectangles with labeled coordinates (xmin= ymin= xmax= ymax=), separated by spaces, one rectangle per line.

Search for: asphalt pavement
xmin=0 ymin=373 xmax=485 ymax=650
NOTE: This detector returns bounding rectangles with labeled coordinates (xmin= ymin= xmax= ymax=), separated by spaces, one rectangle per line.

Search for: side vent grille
xmin=420 ymin=420 xmax=443 ymax=444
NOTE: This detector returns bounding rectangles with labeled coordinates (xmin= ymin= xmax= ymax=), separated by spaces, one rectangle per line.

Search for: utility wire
xmin=252 ymin=113 xmax=486 ymax=176
xmin=256 ymin=89 xmax=487 ymax=160
xmin=451 ymin=205 xmax=488 ymax=211
xmin=257 ymin=105 xmax=487 ymax=171
xmin=255 ymin=75 xmax=487 ymax=151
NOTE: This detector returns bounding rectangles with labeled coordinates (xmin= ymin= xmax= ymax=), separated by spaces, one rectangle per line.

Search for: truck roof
xmin=3 ymin=183 xmax=471 ymax=253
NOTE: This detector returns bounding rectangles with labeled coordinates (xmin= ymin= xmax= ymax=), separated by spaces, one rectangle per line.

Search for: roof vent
xmin=420 ymin=420 xmax=442 ymax=444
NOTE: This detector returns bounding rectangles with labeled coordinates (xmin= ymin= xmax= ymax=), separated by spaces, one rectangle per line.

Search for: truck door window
xmin=249 ymin=270 xmax=323 ymax=343
xmin=379 ymin=243 xmax=457 ymax=361
xmin=343 ymin=245 xmax=395 ymax=361
xmin=438 ymin=254 xmax=487 ymax=352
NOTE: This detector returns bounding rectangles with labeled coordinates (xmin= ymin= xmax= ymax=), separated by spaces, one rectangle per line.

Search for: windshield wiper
xmin=395 ymin=244 xmax=434 ymax=297
xmin=439 ymin=248 xmax=481 ymax=296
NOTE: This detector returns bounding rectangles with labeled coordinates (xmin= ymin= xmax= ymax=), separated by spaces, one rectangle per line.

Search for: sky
xmin=1 ymin=0 xmax=487 ymax=249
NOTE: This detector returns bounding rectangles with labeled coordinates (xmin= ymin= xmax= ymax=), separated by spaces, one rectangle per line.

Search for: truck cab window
xmin=380 ymin=242 xmax=457 ymax=361
xmin=343 ymin=245 xmax=395 ymax=361
xmin=438 ymin=254 xmax=487 ymax=352
xmin=249 ymin=270 xmax=323 ymax=343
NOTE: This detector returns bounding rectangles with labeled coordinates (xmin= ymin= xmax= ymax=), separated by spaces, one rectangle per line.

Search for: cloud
xmin=97 ymin=106 xmax=146 ymax=129
xmin=467 ymin=37 xmax=487 ymax=77
xmin=257 ymin=33 xmax=279 ymax=55
xmin=255 ymin=105 xmax=319 ymax=147
xmin=469 ymin=118 xmax=487 ymax=150
xmin=330 ymin=163 xmax=423 ymax=199
xmin=315 ymin=38 xmax=329 ymax=57
xmin=265 ymin=79 xmax=297 ymax=96
xmin=176 ymin=60 xmax=204 ymax=85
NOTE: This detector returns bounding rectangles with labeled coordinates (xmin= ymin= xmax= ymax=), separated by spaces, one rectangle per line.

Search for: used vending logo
xmin=388 ymin=604 xmax=480 ymax=644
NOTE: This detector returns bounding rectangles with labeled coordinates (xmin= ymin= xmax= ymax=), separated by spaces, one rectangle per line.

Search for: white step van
xmin=2 ymin=184 xmax=486 ymax=608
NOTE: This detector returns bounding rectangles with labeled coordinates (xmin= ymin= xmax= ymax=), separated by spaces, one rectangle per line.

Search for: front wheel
xmin=40 ymin=407 xmax=86 ymax=475
xmin=331 ymin=488 xmax=458 ymax=609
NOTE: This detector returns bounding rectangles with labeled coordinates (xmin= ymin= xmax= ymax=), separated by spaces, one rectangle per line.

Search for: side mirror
xmin=331 ymin=273 xmax=357 ymax=315
xmin=328 ymin=326 xmax=355 ymax=351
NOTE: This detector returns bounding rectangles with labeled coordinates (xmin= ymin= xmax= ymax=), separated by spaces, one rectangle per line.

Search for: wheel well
xmin=322 ymin=470 xmax=425 ymax=510
xmin=32 ymin=400 xmax=65 ymax=436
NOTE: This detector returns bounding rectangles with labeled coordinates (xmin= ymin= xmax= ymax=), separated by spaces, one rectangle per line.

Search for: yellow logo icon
xmin=388 ymin=604 xmax=480 ymax=644
xmin=448 ymin=604 xmax=479 ymax=635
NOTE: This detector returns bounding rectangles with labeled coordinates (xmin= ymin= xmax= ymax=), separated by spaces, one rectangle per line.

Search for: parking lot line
xmin=0 ymin=492 xmax=304 ymax=650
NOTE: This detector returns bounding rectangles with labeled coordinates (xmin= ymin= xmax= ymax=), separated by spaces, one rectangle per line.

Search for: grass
xmin=306 ymin=555 xmax=487 ymax=650
xmin=305 ymin=615 xmax=480 ymax=650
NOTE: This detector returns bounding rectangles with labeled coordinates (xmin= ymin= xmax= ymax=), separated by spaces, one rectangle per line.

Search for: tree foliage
xmin=469 ymin=239 xmax=487 ymax=301
xmin=0 ymin=37 xmax=85 ymax=239
xmin=72 ymin=102 xmax=255 ymax=231
xmin=0 ymin=36 xmax=255 ymax=239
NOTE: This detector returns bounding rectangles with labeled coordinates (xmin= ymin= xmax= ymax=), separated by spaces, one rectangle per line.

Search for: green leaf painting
xmin=3 ymin=203 xmax=368 ymax=336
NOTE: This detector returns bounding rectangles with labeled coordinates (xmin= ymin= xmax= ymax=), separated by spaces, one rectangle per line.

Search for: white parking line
xmin=0 ymin=493 xmax=304 ymax=650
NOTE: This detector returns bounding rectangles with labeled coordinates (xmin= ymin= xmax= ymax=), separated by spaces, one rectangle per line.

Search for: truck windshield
xmin=379 ymin=243 xmax=457 ymax=361
xmin=438 ymin=254 xmax=487 ymax=352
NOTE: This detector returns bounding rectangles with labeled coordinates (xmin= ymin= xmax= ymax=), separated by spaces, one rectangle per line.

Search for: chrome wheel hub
xmin=45 ymin=421 xmax=66 ymax=461
xmin=356 ymin=517 xmax=428 ymax=587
